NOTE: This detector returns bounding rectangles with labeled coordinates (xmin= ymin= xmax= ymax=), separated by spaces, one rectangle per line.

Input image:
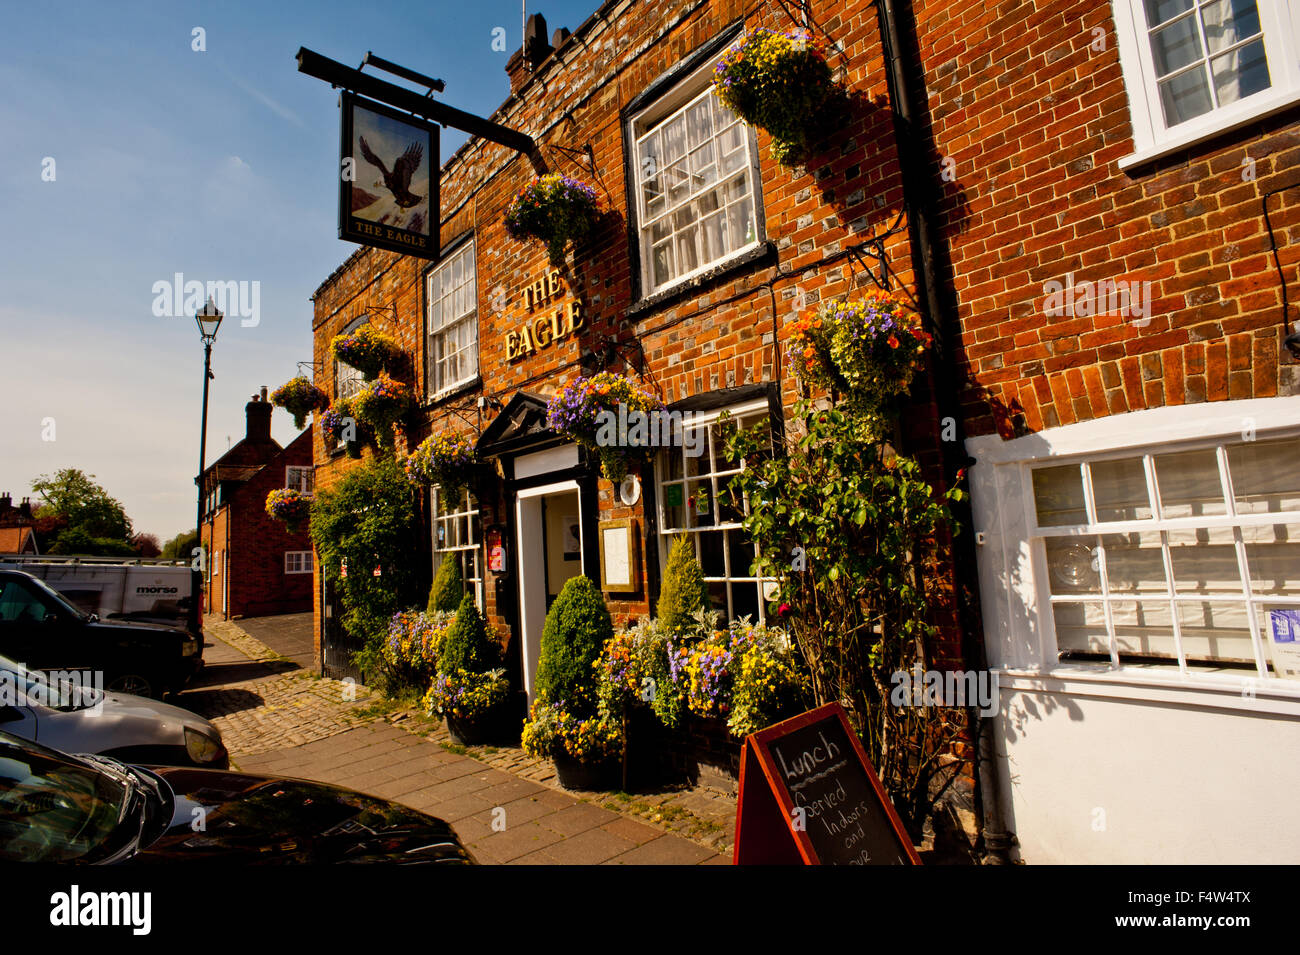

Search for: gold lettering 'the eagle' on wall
xmin=505 ymin=268 xmax=585 ymax=362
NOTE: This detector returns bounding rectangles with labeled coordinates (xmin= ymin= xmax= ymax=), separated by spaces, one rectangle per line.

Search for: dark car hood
xmin=86 ymin=619 xmax=187 ymax=641
xmin=135 ymin=766 xmax=473 ymax=864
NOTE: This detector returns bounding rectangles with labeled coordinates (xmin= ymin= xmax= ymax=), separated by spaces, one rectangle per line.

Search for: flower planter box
xmin=553 ymin=751 xmax=621 ymax=791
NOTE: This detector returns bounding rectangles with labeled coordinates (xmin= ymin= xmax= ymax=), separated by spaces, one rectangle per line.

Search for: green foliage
xmin=535 ymin=575 xmax=612 ymax=715
xmin=309 ymin=454 xmax=421 ymax=689
xmin=722 ymin=397 xmax=967 ymax=834
xmin=31 ymin=468 xmax=134 ymax=554
xmin=440 ymin=594 xmax=500 ymax=675
xmin=656 ymin=535 xmax=710 ymax=637
xmin=428 ymin=552 xmax=464 ymax=614
xmin=159 ymin=530 xmax=199 ymax=561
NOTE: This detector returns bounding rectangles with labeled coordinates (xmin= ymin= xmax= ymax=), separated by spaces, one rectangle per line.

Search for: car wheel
xmin=106 ymin=673 xmax=155 ymax=698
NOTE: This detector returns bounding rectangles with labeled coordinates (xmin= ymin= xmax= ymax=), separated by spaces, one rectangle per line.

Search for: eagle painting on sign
xmin=338 ymin=91 xmax=439 ymax=260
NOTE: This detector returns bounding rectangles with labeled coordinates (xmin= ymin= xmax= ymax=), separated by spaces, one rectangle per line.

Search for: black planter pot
xmin=553 ymin=751 xmax=621 ymax=791
xmin=624 ymin=704 xmax=664 ymax=791
xmin=446 ymin=706 xmax=512 ymax=747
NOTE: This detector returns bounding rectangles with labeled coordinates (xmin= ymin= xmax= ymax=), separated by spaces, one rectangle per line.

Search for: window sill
xmin=1119 ymin=88 xmax=1300 ymax=171
xmin=422 ymin=376 xmax=481 ymax=409
xmin=626 ymin=241 xmax=776 ymax=322
xmin=992 ymin=663 xmax=1300 ymax=714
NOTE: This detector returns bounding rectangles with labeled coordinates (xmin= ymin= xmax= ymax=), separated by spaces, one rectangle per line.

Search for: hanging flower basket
xmin=405 ymin=432 xmax=478 ymax=502
xmin=265 ymin=488 xmax=313 ymax=534
xmin=544 ymin=371 xmax=664 ymax=482
xmin=320 ymin=398 xmax=364 ymax=458
xmin=504 ymin=173 xmax=600 ymax=266
xmin=787 ymin=291 xmax=932 ymax=420
xmin=712 ymin=28 xmax=839 ymax=167
xmin=270 ymin=376 xmax=328 ymax=430
xmin=330 ymin=324 xmax=399 ymax=380
xmin=352 ymin=373 xmax=413 ymax=448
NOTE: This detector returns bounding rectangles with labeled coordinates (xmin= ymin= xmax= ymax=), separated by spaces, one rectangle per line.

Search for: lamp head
xmin=196 ymin=297 xmax=224 ymax=343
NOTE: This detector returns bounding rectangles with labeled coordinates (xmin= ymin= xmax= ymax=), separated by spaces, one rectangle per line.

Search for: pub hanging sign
xmin=339 ymin=91 xmax=440 ymax=261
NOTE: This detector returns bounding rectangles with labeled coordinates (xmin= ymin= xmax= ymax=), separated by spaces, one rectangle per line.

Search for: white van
xmin=0 ymin=556 xmax=196 ymax=636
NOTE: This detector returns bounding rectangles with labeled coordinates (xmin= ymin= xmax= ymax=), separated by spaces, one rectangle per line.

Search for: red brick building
xmin=307 ymin=0 xmax=1299 ymax=863
xmin=199 ymin=388 xmax=315 ymax=619
xmin=0 ymin=495 xmax=40 ymax=555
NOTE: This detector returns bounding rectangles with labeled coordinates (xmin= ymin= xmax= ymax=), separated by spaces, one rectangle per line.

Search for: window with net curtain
xmin=1031 ymin=434 xmax=1300 ymax=676
xmin=426 ymin=240 xmax=478 ymax=397
xmin=1141 ymin=0 xmax=1274 ymax=128
xmin=631 ymin=59 xmax=763 ymax=296
xmin=655 ymin=400 xmax=775 ymax=624
xmin=432 ymin=486 xmax=482 ymax=610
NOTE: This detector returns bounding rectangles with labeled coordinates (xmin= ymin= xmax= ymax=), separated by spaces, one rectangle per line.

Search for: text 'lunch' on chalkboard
xmin=733 ymin=702 xmax=920 ymax=865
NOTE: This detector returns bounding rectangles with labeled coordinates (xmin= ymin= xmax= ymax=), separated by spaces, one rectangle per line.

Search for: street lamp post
xmin=193 ymin=298 xmax=223 ymax=637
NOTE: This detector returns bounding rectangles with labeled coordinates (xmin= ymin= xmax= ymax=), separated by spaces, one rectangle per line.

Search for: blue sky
xmin=0 ymin=0 xmax=598 ymax=541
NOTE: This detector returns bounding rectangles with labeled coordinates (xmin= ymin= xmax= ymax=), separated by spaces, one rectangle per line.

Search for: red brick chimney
xmin=506 ymin=12 xmax=553 ymax=94
xmin=246 ymin=387 xmax=273 ymax=443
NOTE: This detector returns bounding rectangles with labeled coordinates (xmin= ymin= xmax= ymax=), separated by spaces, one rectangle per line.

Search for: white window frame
xmin=285 ymin=466 xmax=314 ymax=493
xmin=285 ymin=551 xmax=313 ymax=575
xmin=968 ymin=395 xmax=1300 ymax=704
xmin=654 ymin=398 xmax=777 ymax=624
xmin=628 ymin=56 xmax=765 ymax=298
xmin=432 ymin=485 xmax=483 ymax=610
xmin=425 ymin=240 xmax=479 ymax=399
xmin=1112 ymin=0 xmax=1300 ymax=167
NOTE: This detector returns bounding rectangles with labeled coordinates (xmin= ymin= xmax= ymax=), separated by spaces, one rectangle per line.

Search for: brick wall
xmin=908 ymin=0 xmax=1300 ymax=439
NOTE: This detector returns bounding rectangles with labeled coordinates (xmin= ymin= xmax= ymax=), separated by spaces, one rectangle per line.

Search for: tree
xmin=30 ymin=469 xmax=134 ymax=555
xmin=132 ymin=533 xmax=162 ymax=558
xmin=160 ymin=530 xmax=199 ymax=560
xmin=535 ymin=575 xmax=613 ymax=715
xmin=440 ymin=594 xmax=500 ymax=674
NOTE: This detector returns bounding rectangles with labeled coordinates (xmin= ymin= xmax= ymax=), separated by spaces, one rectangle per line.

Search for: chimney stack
xmin=507 ymin=13 xmax=552 ymax=93
xmin=0 ymin=493 xmax=11 ymax=516
xmin=246 ymin=386 xmax=273 ymax=442
xmin=17 ymin=498 xmax=32 ymax=520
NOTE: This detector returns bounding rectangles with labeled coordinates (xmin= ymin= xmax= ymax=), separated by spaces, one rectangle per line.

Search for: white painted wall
xmin=991 ymin=674 xmax=1300 ymax=864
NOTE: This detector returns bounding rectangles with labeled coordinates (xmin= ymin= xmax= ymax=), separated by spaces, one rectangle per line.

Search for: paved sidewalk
xmin=181 ymin=617 xmax=730 ymax=865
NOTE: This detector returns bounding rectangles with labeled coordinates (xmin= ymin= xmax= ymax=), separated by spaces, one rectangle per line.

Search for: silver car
xmin=0 ymin=654 xmax=227 ymax=768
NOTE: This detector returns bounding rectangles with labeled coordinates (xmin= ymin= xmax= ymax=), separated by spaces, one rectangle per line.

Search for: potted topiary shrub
xmin=657 ymin=535 xmax=710 ymax=637
xmin=427 ymin=594 xmax=510 ymax=745
xmin=524 ymin=575 xmax=622 ymax=789
xmin=270 ymin=376 xmax=329 ymax=430
xmin=504 ymin=173 xmax=600 ymax=266
xmin=428 ymin=552 xmax=464 ymax=615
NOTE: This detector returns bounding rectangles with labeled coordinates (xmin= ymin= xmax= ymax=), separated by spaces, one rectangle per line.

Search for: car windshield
xmin=21 ymin=576 xmax=90 ymax=623
xmin=0 ymin=733 xmax=137 ymax=862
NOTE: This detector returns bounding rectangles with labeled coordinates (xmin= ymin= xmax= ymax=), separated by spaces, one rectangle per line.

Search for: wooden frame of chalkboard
xmin=733 ymin=702 xmax=921 ymax=865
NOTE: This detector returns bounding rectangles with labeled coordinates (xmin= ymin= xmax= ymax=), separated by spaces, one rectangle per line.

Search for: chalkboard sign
xmin=733 ymin=702 xmax=920 ymax=865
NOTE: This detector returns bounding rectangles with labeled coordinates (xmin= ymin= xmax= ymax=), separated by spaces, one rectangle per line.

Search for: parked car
xmin=0 ymin=731 xmax=475 ymax=864
xmin=0 ymin=653 xmax=227 ymax=769
xmin=0 ymin=556 xmax=198 ymax=636
xmin=0 ymin=570 xmax=201 ymax=699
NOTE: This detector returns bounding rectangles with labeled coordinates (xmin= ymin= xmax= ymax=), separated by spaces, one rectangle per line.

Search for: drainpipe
xmin=873 ymin=0 xmax=1014 ymax=862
